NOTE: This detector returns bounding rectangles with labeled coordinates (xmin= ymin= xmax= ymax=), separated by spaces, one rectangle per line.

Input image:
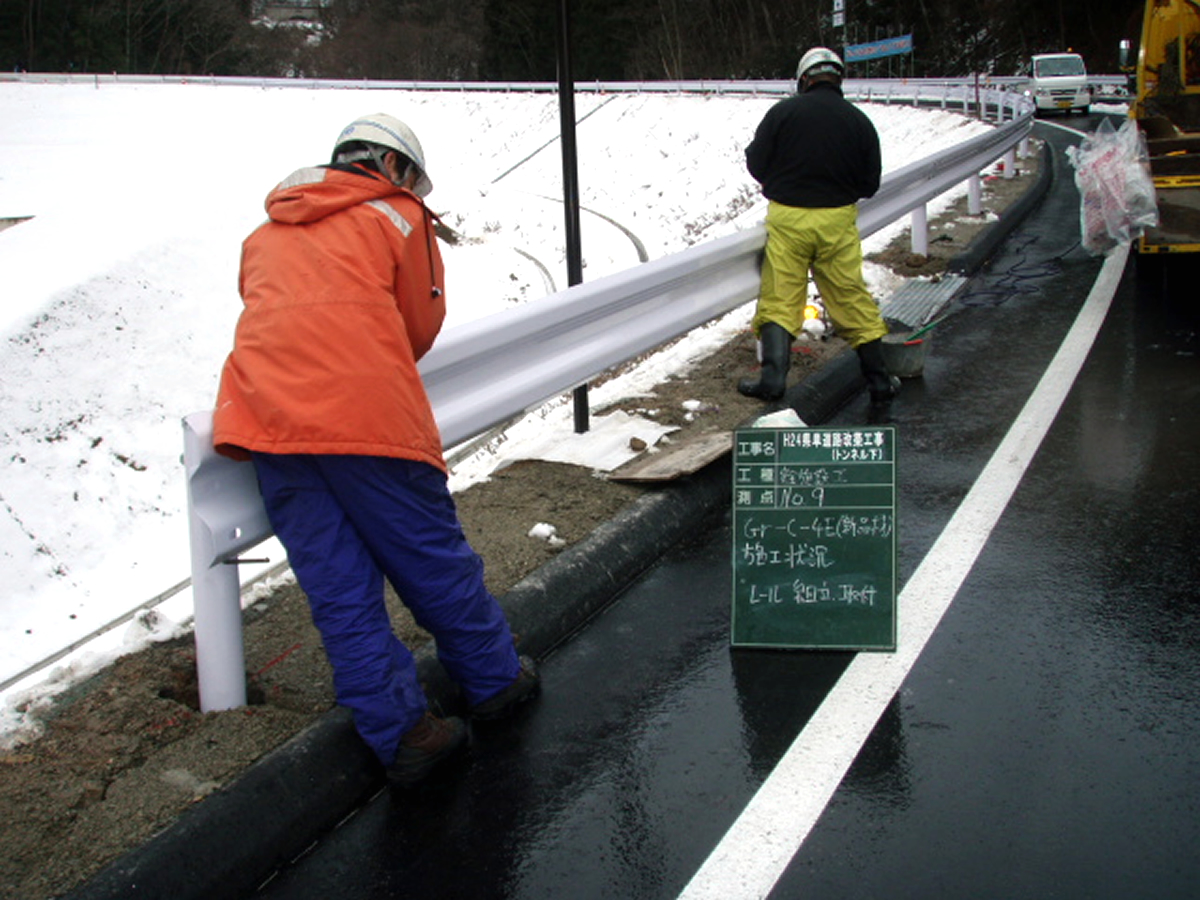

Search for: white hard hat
xmin=796 ymin=47 xmax=845 ymax=81
xmin=332 ymin=113 xmax=433 ymax=197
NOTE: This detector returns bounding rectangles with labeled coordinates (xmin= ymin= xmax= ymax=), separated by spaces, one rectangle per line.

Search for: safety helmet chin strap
xmin=334 ymin=146 xmax=414 ymax=188
xmin=398 ymin=161 xmax=416 ymax=189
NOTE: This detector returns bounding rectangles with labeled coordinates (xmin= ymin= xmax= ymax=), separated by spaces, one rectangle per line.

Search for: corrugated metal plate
xmin=880 ymin=274 xmax=966 ymax=328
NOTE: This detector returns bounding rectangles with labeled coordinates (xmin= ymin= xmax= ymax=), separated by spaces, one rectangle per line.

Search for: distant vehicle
xmin=1027 ymin=52 xmax=1092 ymax=115
xmin=1121 ymin=0 xmax=1200 ymax=258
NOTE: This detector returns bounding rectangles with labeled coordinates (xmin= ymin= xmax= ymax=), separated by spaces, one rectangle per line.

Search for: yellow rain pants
xmin=752 ymin=201 xmax=888 ymax=349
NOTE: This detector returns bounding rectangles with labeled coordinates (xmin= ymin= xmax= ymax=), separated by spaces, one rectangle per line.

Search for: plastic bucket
xmin=880 ymin=331 xmax=930 ymax=378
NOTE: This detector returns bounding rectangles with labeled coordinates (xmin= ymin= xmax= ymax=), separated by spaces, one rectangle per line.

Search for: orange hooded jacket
xmin=213 ymin=165 xmax=447 ymax=470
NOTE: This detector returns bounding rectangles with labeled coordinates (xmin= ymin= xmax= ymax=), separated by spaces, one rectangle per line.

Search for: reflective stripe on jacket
xmin=213 ymin=164 xmax=447 ymax=470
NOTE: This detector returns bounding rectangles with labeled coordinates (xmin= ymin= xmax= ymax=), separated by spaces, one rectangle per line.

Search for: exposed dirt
xmin=0 ymin=140 xmax=1042 ymax=900
xmin=865 ymin=147 xmax=1042 ymax=278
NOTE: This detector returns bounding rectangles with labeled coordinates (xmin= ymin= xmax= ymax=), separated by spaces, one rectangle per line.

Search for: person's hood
xmin=264 ymin=165 xmax=417 ymax=225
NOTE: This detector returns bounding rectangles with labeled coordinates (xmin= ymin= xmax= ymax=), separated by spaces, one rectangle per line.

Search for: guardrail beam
xmin=179 ymin=83 xmax=1035 ymax=710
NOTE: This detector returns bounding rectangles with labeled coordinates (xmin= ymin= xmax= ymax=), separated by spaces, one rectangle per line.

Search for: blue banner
xmin=844 ymin=34 xmax=914 ymax=63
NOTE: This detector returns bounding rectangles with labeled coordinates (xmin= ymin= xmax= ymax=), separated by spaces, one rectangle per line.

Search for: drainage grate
xmin=880 ymin=274 xmax=966 ymax=329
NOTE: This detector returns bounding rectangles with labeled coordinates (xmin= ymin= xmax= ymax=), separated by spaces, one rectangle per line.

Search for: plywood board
xmin=607 ymin=431 xmax=733 ymax=483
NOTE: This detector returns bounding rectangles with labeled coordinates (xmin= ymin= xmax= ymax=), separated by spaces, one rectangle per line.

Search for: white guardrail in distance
xmin=183 ymin=84 xmax=1033 ymax=711
xmin=0 ymin=70 xmax=1129 ymax=96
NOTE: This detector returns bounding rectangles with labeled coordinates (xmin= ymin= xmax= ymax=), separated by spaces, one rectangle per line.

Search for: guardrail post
xmin=968 ymin=173 xmax=983 ymax=215
xmin=190 ymin=538 xmax=247 ymax=712
xmin=910 ymin=204 xmax=929 ymax=256
xmin=183 ymin=414 xmax=251 ymax=712
xmin=1003 ymin=147 xmax=1017 ymax=179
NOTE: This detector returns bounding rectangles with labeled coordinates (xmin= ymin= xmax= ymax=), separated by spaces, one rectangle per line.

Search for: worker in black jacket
xmin=740 ymin=46 xmax=899 ymax=422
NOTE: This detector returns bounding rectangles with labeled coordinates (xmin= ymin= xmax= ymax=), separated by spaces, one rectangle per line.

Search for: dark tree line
xmin=3 ymin=0 xmax=270 ymax=75
xmin=1 ymin=0 xmax=1139 ymax=80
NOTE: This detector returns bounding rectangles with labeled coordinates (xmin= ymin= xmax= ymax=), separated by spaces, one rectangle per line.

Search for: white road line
xmin=678 ymin=242 xmax=1130 ymax=900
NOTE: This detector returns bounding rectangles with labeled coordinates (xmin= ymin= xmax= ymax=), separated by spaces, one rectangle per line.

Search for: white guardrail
xmin=179 ymin=81 xmax=1034 ymax=712
xmin=0 ymin=69 xmax=1129 ymax=95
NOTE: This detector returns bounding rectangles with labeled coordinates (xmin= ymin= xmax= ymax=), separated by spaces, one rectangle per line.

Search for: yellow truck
xmin=1122 ymin=0 xmax=1200 ymax=255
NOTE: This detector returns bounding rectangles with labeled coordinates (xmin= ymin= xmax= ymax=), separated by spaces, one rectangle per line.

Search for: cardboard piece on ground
xmin=607 ymin=431 xmax=733 ymax=483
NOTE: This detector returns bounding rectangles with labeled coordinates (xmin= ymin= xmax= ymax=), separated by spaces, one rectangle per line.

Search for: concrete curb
xmin=65 ymin=143 xmax=1051 ymax=900
xmin=64 ymin=360 xmax=862 ymax=900
xmin=947 ymin=138 xmax=1055 ymax=276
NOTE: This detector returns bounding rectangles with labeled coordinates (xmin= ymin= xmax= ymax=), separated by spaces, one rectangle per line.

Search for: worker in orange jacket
xmin=214 ymin=114 xmax=539 ymax=788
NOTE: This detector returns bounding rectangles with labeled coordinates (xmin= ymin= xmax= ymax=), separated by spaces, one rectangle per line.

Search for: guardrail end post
xmin=192 ymin=557 xmax=248 ymax=712
xmin=183 ymin=413 xmax=249 ymax=712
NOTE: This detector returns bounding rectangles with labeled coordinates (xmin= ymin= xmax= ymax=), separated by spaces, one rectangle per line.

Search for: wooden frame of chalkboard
xmin=730 ymin=426 xmax=897 ymax=651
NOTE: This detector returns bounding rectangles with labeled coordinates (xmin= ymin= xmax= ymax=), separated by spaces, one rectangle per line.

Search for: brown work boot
xmin=387 ymin=712 xmax=467 ymax=787
xmin=469 ymin=655 xmax=541 ymax=722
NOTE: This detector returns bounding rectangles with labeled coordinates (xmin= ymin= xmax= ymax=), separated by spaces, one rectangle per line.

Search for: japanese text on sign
xmin=731 ymin=426 xmax=897 ymax=650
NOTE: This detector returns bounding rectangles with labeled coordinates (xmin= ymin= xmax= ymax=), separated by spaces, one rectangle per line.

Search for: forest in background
xmin=2 ymin=0 xmax=1141 ymax=82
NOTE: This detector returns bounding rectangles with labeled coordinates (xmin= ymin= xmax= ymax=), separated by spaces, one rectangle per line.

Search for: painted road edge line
xmin=678 ymin=242 xmax=1131 ymax=900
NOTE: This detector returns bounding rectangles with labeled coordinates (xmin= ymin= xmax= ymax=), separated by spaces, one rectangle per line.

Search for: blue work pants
xmin=251 ymin=453 xmax=520 ymax=765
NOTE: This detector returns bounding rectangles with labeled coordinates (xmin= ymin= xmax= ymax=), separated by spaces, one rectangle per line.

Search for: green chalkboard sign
xmin=731 ymin=426 xmax=897 ymax=651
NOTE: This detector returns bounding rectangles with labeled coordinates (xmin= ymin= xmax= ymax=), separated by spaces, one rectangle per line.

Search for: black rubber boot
xmin=856 ymin=338 xmax=901 ymax=424
xmin=738 ymin=322 xmax=793 ymax=401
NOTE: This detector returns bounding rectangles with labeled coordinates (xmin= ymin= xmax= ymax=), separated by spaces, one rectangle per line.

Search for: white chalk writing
xmin=738 ymin=541 xmax=833 ymax=570
xmin=777 ymin=466 xmax=848 ymax=486
xmin=807 ymin=513 xmax=893 ymax=539
xmin=745 ymin=580 xmax=878 ymax=607
xmin=739 ymin=514 xmax=892 ymax=541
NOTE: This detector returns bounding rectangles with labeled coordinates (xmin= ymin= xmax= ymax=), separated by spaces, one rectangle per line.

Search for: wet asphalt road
xmin=254 ymin=119 xmax=1200 ymax=899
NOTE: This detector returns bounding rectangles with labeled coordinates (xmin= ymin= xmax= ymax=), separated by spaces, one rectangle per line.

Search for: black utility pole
xmin=556 ymin=0 xmax=588 ymax=433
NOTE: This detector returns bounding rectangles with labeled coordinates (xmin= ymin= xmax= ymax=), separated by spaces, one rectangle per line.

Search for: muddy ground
xmin=0 ymin=144 xmax=1042 ymax=900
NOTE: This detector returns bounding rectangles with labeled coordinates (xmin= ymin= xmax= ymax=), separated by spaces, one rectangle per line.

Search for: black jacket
xmin=745 ymin=82 xmax=881 ymax=209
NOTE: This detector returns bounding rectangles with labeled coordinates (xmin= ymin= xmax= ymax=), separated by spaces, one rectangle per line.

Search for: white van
xmin=1027 ymin=53 xmax=1092 ymax=114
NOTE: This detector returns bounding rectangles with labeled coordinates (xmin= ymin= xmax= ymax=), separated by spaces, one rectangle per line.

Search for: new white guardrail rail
xmin=180 ymin=83 xmax=1033 ymax=711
